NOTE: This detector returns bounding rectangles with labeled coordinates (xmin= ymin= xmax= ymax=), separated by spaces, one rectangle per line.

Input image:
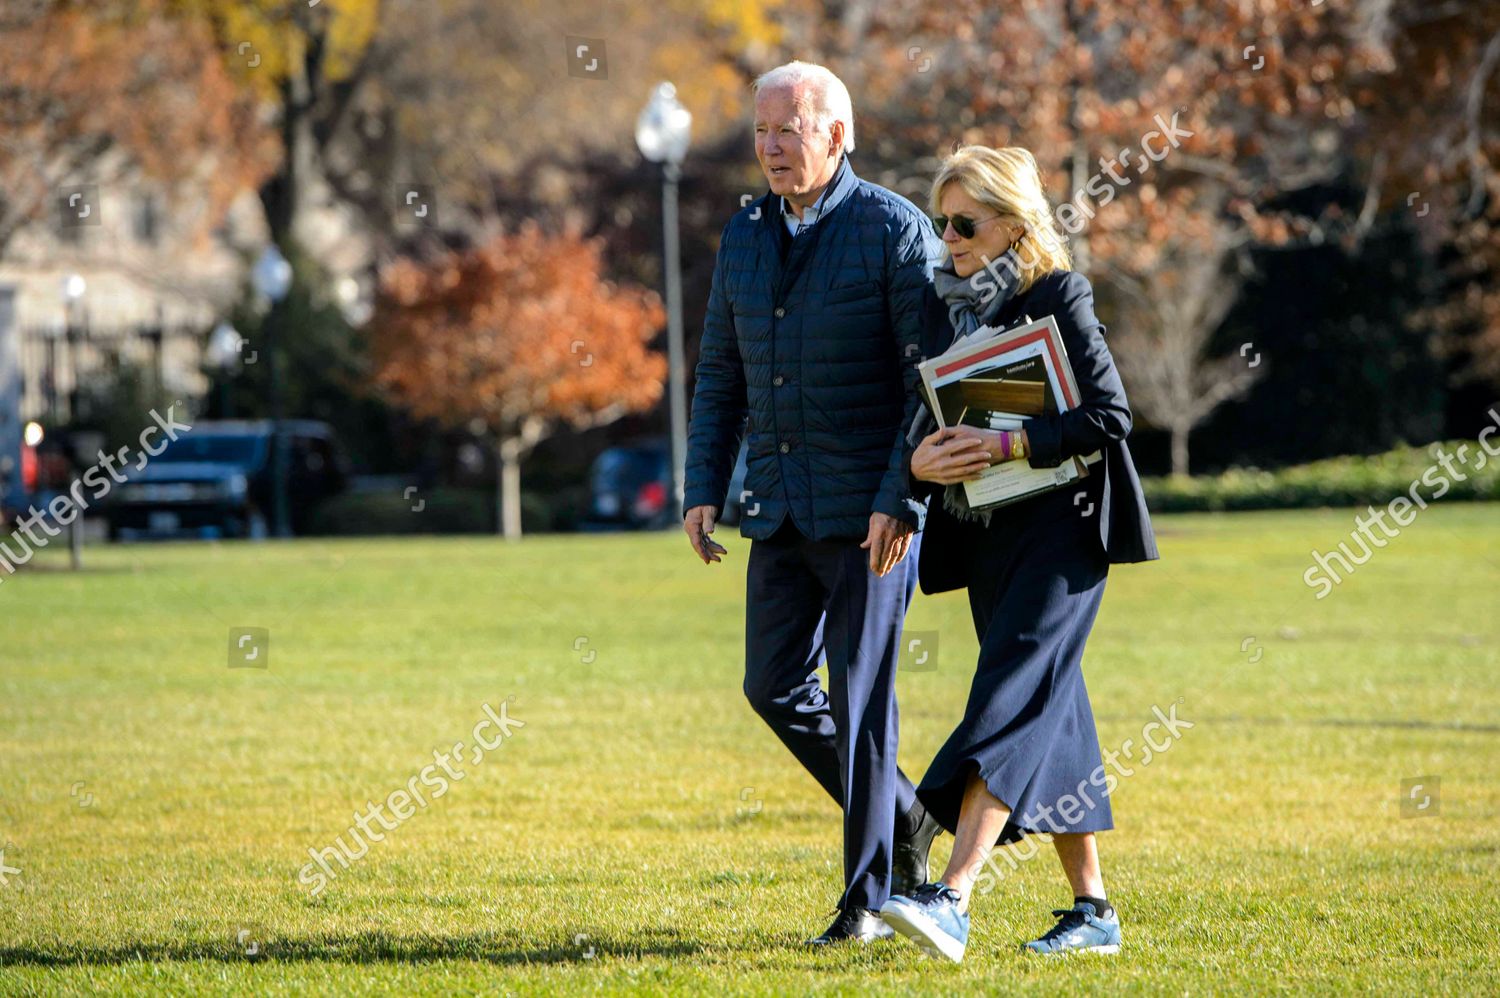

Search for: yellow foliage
xmin=170 ymin=0 xmax=379 ymax=95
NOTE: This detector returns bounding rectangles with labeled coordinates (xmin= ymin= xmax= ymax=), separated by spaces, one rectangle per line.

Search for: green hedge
xmin=305 ymin=441 xmax=1499 ymax=528
xmin=305 ymin=488 xmax=558 ymax=535
xmin=1142 ymin=441 xmax=1500 ymax=512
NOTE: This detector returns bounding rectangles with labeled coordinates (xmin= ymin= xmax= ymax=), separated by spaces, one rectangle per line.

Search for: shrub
xmin=306 ymin=488 xmax=556 ymax=535
xmin=1142 ymin=442 xmax=1500 ymax=512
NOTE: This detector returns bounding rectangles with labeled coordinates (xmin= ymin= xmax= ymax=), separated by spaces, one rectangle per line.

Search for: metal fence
xmin=16 ymin=318 xmax=207 ymax=424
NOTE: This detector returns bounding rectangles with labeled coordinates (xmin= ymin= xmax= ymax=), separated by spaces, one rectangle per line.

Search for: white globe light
xmin=252 ymin=244 xmax=292 ymax=303
xmin=207 ymin=321 xmax=242 ymax=370
xmin=635 ymin=82 xmax=692 ymax=165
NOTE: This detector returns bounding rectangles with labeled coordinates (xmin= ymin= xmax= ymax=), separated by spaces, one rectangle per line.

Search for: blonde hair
xmin=929 ymin=145 xmax=1071 ymax=292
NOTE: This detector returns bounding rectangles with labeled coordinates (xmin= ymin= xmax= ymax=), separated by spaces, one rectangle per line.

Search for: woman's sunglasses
xmin=932 ymin=212 xmax=1003 ymax=239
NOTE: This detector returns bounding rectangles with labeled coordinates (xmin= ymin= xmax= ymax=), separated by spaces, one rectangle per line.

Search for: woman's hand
xmin=912 ymin=426 xmax=993 ymax=484
xmin=954 ymin=425 xmax=1032 ymax=464
xmin=912 ymin=425 xmax=1032 ymax=484
xmin=973 ymin=426 xmax=1029 ymax=463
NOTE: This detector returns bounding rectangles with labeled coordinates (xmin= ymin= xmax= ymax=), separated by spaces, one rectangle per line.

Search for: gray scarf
xmin=918 ymin=249 xmax=1026 ymax=526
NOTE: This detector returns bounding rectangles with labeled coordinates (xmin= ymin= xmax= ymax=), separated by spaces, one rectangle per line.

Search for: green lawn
xmin=1 ymin=505 xmax=1497 ymax=995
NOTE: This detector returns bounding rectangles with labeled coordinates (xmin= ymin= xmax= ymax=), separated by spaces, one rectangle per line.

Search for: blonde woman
xmin=878 ymin=146 xmax=1158 ymax=962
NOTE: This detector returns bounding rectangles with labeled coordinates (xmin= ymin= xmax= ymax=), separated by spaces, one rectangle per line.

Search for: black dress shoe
xmin=893 ymin=807 xmax=943 ymax=897
xmin=806 ymin=906 xmax=896 ymax=945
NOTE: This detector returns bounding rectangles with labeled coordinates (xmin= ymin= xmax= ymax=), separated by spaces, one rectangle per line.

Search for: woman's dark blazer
xmin=910 ymin=268 xmax=1159 ymax=595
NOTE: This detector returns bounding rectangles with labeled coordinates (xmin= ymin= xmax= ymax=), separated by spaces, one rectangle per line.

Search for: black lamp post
xmin=252 ymin=245 xmax=292 ymax=537
xmin=635 ymin=82 xmax=693 ymax=519
xmin=206 ymin=321 xmax=242 ymax=419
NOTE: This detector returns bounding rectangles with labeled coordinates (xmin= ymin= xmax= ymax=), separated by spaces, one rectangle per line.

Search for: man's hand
xmin=684 ymin=504 xmax=728 ymax=565
xmin=860 ymin=511 xmax=914 ymax=577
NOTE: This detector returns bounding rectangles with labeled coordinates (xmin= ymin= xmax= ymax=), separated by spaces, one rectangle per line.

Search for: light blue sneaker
xmin=1021 ymin=901 xmax=1121 ymax=955
xmin=879 ymin=883 xmax=970 ymax=963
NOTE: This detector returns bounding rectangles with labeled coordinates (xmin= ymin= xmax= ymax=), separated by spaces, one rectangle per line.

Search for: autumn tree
xmin=163 ymin=0 xmax=382 ymax=255
xmin=370 ymin=224 xmax=667 ymax=538
xmin=337 ymin=0 xmax=798 ymax=243
xmin=1351 ymin=0 xmax=1500 ymax=393
xmin=843 ymin=0 xmax=1384 ymax=474
xmin=0 ymin=0 xmax=276 ymax=258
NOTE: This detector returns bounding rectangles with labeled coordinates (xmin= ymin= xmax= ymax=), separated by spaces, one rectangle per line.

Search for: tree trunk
xmin=1170 ymin=422 xmax=1191 ymax=477
xmin=497 ymin=436 xmax=522 ymax=541
xmin=1065 ymin=0 xmax=1090 ymax=273
xmin=259 ymin=62 xmax=313 ymax=244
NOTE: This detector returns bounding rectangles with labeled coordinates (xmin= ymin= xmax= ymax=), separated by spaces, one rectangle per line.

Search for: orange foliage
xmin=1361 ymin=2 xmax=1500 ymax=383
xmin=370 ymin=224 xmax=668 ymax=440
xmin=845 ymin=0 xmax=1386 ymax=469
xmin=0 ymin=0 xmax=279 ymax=253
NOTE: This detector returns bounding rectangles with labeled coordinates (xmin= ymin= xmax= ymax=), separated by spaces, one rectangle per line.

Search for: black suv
xmin=586 ymin=436 xmax=749 ymax=530
xmin=104 ymin=420 xmax=348 ymax=540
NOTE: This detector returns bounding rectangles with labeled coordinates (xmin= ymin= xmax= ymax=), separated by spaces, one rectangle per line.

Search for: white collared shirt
xmin=781 ymin=185 xmax=832 ymax=236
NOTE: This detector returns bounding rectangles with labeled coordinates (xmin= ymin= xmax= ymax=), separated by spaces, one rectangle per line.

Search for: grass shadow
xmin=0 ymin=929 xmax=703 ymax=967
xmin=1208 ymin=714 xmax=1500 ymax=735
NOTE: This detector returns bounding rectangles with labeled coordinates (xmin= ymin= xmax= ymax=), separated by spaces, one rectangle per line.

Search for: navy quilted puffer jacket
xmin=684 ymin=156 xmax=946 ymax=541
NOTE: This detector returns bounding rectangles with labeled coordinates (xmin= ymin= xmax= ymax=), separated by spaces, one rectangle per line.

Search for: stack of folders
xmin=916 ymin=314 xmax=1101 ymax=512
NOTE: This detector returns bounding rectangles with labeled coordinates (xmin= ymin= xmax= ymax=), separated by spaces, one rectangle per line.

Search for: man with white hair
xmin=683 ymin=60 xmax=947 ymax=945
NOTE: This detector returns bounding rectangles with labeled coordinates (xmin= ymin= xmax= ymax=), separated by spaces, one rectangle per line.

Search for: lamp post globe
xmin=635 ymin=82 xmax=692 ymax=166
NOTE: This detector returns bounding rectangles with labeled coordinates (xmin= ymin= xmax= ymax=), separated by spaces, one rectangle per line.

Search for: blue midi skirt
xmin=915 ymin=478 xmax=1113 ymax=844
